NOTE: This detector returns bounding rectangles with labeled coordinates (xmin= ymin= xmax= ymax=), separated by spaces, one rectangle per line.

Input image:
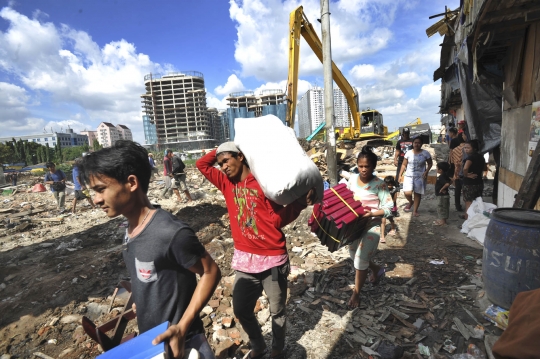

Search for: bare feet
xmin=413 ymin=212 xmax=420 ymax=217
xmin=433 ymin=220 xmax=446 ymax=226
xmin=380 ymin=237 xmax=386 ymax=243
xmin=348 ymin=291 xmax=360 ymax=308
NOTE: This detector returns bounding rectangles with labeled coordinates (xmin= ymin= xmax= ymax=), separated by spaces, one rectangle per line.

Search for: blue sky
xmin=0 ymin=0 xmax=458 ymax=142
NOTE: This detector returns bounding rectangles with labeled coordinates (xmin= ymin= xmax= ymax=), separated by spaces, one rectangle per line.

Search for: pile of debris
xmin=0 ymin=152 xmax=500 ymax=359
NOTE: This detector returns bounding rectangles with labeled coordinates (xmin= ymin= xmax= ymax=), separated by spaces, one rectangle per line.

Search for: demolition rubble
xmin=0 ymin=144 xmax=501 ymax=359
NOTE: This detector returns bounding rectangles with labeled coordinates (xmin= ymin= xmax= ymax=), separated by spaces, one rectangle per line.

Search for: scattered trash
xmin=418 ymin=343 xmax=430 ymax=356
xmin=483 ymin=304 xmax=509 ymax=330
xmin=429 ymin=260 xmax=445 ymax=265
xmin=443 ymin=339 xmax=456 ymax=353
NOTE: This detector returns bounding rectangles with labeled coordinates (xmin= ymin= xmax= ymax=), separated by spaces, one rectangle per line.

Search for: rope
xmin=330 ymin=187 xmax=359 ymax=217
xmin=311 ymin=211 xmax=340 ymax=243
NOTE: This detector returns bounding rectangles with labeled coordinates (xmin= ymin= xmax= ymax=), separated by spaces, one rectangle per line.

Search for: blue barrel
xmin=483 ymin=208 xmax=540 ymax=309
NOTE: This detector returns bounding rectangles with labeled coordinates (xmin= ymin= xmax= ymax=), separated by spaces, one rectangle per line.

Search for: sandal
xmin=244 ymin=349 xmax=268 ymax=359
xmin=370 ymin=267 xmax=386 ymax=285
xmin=432 ymin=220 xmax=446 ymax=226
xmin=403 ymin=204 xmax=412 ymax=212
xmin=413 ymin=212 xmax=420 ymax=217
xmin=380 ymin=237 xmax=386 ymax=243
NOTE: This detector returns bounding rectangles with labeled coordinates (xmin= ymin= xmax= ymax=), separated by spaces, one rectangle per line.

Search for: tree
xmin=92 ymin=139 xmax=102 ymax=151
xmin=45 ymin=143 xmax=51 ymax=163
xmin=0 ymin=143 xmax=15 ymax=165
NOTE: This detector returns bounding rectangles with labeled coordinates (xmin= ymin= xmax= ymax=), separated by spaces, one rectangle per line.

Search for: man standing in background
xmin=394 ymin=127 xmax=413 ymax=183
xmin=44 ymin=162 xmax=67 ymax=213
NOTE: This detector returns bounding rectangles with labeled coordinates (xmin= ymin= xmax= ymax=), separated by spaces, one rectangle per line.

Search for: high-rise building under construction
xmin=141 ymin=72 xmax=215 ymax=149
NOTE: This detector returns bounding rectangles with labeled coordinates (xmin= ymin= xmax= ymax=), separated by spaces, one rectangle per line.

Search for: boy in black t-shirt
xmin=80 ymin=140 xmax=220 ymax=359
xmin=434 ymin=162 xmax=452 ymax=226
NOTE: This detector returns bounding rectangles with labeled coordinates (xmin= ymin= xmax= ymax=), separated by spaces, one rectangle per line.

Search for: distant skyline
xmin=0 ymin=0 xmax=458 ymax=143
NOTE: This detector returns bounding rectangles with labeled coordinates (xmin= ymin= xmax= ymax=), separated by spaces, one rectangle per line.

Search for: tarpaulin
xmin=457 ymin=60 xmax=502 ymax=153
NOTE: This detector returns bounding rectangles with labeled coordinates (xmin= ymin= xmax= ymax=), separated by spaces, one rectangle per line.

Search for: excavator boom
xmin=286 ymin=6 xmax=361 ymax=139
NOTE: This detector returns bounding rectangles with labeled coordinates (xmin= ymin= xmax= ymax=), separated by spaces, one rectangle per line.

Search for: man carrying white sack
xmin=196 ymin=142 xmax=315 ymax=359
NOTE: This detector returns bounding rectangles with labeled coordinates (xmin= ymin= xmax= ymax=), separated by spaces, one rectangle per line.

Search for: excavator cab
xmin=360 ymin=109 xmax=385 ymax=136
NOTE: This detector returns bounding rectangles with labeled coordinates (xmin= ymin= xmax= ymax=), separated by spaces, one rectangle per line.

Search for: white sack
xmin=234 ymin=115 xmax=324 ymax=205
xmin=460 ymin=197 xmax=497 ymax=246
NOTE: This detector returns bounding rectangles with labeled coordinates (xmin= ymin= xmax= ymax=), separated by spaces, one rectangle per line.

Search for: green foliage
xmin=33 ymin=170 xmax=46 ymax=177
xmin=183 ymin=159 xmax=196 ymax=167
xmin=45 ymin=143 xmax=51 ymax=162
xmin=92 ymin=139 xmax=102 ymax=150
xmin=56 ymin=163 xmax=73 ymax=179
xmin=0 ymin=143 xmax=15 ymax=165
xmin=62 ymin=146 xmax=89 ymax=161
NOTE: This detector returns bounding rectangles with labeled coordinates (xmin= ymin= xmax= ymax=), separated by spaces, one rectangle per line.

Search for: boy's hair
xmin=80 ymin=140 xmax=151 ymax=193
xmin=437 ymin=162 xmax=450 ymax=173
xmin=449 ymin=127 xmax=458 ymax=135
xmin=46 ymin=162 xmax=56 ymax=169
xmin=384 ymin=176 xmax=396 ymax=186
xmin=469 ymin=139 xmax=480 ymax=151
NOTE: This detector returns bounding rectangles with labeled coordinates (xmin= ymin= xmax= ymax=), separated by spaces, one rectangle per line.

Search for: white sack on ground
xmin=234 ymin=115 xmax=324 ymax=205
xmin=460 ymin=197 xmax=497 ymax=245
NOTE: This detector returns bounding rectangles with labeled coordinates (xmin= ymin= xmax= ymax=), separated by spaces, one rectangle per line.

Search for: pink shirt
xmin=231 ymin=249 xmax=288 ymax=274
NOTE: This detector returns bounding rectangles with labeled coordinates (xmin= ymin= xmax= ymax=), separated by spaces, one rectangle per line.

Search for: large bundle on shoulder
xmin=308 ymin=183 xmax=370 ymax=252
xmin=234 ymin=115 xmax=324 ymax=205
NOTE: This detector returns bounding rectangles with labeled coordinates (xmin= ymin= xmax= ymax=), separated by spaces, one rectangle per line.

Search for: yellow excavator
xmin=286 ymin=6 xmax=388 ymax=141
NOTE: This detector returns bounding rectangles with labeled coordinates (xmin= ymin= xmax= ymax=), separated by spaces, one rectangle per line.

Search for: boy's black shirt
xmin=435 ymin=172 xmax=452 ymax=196
xmin=123 ymin=209 xmax=205 ymax=336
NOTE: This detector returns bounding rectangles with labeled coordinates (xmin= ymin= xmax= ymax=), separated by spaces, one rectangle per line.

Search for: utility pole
xmin=321 ymin=0 xmax=337 ymax=186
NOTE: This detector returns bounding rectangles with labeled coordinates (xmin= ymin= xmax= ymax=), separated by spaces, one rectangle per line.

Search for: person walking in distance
xmin=172 ymin=152 xmax=193 ymax=203
xmin=148 ymin=153 xmax=158 ymax=180
xmin=196 ymin=142 xmax=315 ymax=359
xmin=394 ymin=127 xmax=413 ymax=184
xmin=399 ymin=137 xmax=433 ymax=217
xmin=80 ymin=140 xmax=221 ymax=359
xmin=161 ymin=149 xmax=183 ymax=201
xmin=71 ymin=158 xmax=96 ymax=214
xmin=44 ymin=162 xmax=67 ymax=213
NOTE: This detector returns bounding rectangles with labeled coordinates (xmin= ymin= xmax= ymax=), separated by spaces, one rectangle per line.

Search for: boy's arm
xmin=196 ymin=149 xmax=228 ymax=192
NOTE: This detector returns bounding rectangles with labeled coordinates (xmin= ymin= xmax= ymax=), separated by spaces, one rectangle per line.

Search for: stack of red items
xmin=308 ymin=183 xmax=369 ymax=252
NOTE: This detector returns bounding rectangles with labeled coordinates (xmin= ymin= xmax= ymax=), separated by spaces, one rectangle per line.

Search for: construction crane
xmin=286 ymin=6 xmax=388 ymax=141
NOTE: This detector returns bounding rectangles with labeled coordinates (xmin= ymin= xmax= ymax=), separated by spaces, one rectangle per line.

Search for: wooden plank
xmin=514 ymin=140 xmax=540 ymax=208
xmin=8 ymin=209 xmax=47 ymax=219
xmin=519 ymin=25 xmax=536 ymax=106
xmin=534 ymin=22 xmax=540 ymax=101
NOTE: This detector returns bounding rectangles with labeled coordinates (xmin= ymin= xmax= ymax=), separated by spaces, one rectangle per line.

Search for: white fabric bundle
xmin=234 ymin=115 xmax=324 ymax=205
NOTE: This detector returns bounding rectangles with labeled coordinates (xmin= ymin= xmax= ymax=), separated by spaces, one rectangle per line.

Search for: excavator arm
xmin=286 ymin=6 xmax=361 ymax=139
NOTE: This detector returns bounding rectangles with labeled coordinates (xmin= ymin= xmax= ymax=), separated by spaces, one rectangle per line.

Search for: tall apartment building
xmin=116 ymin=124 xmax=133 ymax=141
xmin=141 ymin=72 xmax=211 ymax=146
xmin=297 ymin=87 xmax=351 ymax=138
xmin=0 ymin=129 xmax=89 ymax=148
xmin=81 ymin=130 xmax=98 ymax=148
xmin=226 ymin=89 xmax=287 ymax=140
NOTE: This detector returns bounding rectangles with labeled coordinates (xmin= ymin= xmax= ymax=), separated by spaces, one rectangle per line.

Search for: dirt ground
xmin=0 ymin=152 xmax=501 ymax=359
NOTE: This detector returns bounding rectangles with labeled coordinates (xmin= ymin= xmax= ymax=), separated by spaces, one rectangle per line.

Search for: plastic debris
xmin=418 ymin=343 xmax=430 ymax=356
xmin=443 ymin=339 xmax=456 ymax=353
xmin=483 ymin=304 xmax=509 ymax=330
xmin=429 ymin=260 xmax=445 ymax=265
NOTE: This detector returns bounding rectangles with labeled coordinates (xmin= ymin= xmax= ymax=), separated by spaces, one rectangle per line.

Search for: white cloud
xmin=214 ymin=74 xmax=245 ymax=96
xmin=0 ymin=7 xmax=170 ymax=142
xmin=206 ymin=93 xmax=229 ymax=110
xmin=229 ymin=0 xmax=399 ymax=82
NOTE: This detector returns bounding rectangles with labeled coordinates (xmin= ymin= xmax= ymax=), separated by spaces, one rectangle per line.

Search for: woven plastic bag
xmin=234 ymin=115 xmax=324 ymax=205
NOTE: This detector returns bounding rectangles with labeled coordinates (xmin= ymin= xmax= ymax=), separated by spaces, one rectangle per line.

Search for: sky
xmin=0 ymin=0 xmax=458 ymax=143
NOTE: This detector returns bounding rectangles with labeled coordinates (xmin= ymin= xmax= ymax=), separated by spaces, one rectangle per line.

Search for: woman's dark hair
xmin=357 ymin=146 xmax=378 ymax=168
xmin=80 ymin=140 xmax=151 ymax=193
xmin=449 ymin=127 xmax=458 ymax=135
xmin=413 ymin=136 xmax=423 ymax=144
xmin=469 ymin=139 xmax=480 ymax=152
xmin=384 ymin=176 xmax=397 ymax=186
